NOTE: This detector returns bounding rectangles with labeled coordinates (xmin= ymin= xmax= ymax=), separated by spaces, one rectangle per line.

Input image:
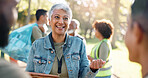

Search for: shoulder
xmin=32 ymin=26 xmax=42 ymax=33
xmin=68 ymin=35 xmax=86 ymax=53
xmin=69 ymin=35 xmax=83 ymax=42
xmin=32 ymin=36 xmax=46 ymax=44
xmin=68 ymin=35 xmax=85 ymax=48
xmin=100 ymin=41 xmax=108 ymax=47
xmin=75 ymin=34 xmax=86 ymax=45
xmin=99 ymin=41 xmax=110 ymax=51
xmin=75 ymin=34 xmax=85 ymax=40
xmin=33 ymin=26 xmax=39 ymax=30
xmin=101 ymin=41 xmax=108 ymax=45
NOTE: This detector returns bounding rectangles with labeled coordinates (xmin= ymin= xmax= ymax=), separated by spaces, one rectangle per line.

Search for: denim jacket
xmin=26 ymin=33 xmax=98 ymax=78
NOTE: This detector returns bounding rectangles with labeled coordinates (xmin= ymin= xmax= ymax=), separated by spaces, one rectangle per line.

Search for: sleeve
xmin=98 ymin=41 xmax=109 ymax=61
xmin=32 ymin=26 xmax=42 ymax=40
xmin=26 ymin=41 xmax=36 ymax=72
xmin=83 ymin=39 xmax=87 ymax=46
xmin=79 ymin=41 xmax=99 ymax=78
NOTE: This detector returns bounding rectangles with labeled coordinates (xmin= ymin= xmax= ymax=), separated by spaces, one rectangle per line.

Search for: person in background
xmin=125 ymin=0 xmax=148 ymax=78
xmin=88 ymin=19 xmax=114 ymax=78
xmin=0 ymin=59 xmax=31 ymax=78
xmin=0 ymin=0 xmax=18 ymax=47
xmin=0 ymin=0 xmax=31 ymax=78
xmin=0 ymin=9 xmax=49 ymax=63
xmin=68 ymin=19 xmax=86 ymax=45
xmin=26 ymin=3 xmax=105 ymax=78
xmin=31 ymin=9 xmax=49 ymax=43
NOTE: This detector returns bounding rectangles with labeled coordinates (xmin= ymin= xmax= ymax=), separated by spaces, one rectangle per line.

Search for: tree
xmin=15 ymin=0 xmax=52 ymax=28
xmin=66 ymin=0 xmax=131 ymax=48
xmin=112 ymin=0 xmax=120 ymax=48
xmin=25 ymin=0 xmax=31 ymax=25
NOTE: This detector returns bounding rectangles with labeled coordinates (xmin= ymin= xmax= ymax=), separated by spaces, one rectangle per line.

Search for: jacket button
xmin=51 ymin=51 xmax=54 ymax=53
xmin=48 ymin=61 xmax=51 ymax=64
xmin=39 ymin=60 xmax=41 ymax=64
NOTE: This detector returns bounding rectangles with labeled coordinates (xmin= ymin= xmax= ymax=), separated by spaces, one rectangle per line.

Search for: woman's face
xmin=49 ymin=9 xmax=70 ymax=36
xmin=94 ymin=28 xmax=103 ymax=40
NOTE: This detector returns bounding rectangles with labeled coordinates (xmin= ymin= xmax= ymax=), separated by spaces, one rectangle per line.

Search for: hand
xmin=87 ymin=55 xmax=93 ymax=62
xmin=88 ymin=55 xmax=106 ymax=69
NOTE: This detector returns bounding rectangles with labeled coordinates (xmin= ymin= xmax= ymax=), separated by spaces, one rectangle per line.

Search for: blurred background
xmin=1 ymin=0 xmax=142 ymax=78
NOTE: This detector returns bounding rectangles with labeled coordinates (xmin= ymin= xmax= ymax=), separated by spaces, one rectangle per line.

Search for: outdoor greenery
xmin=0 ymin=0 xmax=141 ymax=78
xmin=4 ymin=0 xmax=142 ymax=77
xmin=12 ymin=0 xmax=133 ymax=48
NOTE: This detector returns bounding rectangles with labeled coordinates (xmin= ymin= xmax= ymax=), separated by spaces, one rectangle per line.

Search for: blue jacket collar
xmin=44 ymin=32 xmax=70 ymax=50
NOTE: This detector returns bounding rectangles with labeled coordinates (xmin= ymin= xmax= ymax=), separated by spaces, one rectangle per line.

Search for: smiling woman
xmin=50 ymin=9 xmax=69 ymax=37
xmin=26 ymin=3 xmax=105 ymax=78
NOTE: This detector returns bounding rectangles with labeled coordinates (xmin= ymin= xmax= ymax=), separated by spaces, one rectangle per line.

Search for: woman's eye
xmin=63 ymin=17 xmax=68 ymax=21
xmin=55 ymin=16 xmax=59 ymax=19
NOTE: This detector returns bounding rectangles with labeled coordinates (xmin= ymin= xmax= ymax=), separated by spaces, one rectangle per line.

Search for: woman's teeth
xmin=56 ymin=26 xmax=65 ymax=28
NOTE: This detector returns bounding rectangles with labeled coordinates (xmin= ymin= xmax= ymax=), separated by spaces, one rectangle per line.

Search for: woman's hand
xmin=87 ymin=55 xmax=106 ymax=69
xmin=87 ymin=55 xmax=94 ymax=62
xmin=89 ymin=59 xmax=105 ymax=70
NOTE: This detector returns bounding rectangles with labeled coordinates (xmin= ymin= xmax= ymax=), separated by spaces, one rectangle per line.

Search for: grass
xmin=86 ymin=38 xmax=142 ymax=78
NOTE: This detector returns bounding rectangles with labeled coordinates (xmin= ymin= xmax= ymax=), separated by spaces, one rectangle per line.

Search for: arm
xmin=79 ymin=41 xmax=105 ymax=78
xmin=78 ymin=42 xmax=89 ymax=77
xmin=83 ymin=39 xmax=87 ymax=46
xmin=98 ymin=42 xmax=109 ymax=61
xmin=26 ymin=42 xmax=36 ymax=72
xmin=32 ymin=26 xmax=42 ymax=40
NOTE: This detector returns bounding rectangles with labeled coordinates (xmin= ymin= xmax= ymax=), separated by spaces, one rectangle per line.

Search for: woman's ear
xmin=133 ymin=22 xmax=143 ymax=44
xmin=48 ymin=19 xmax=51 ymax=26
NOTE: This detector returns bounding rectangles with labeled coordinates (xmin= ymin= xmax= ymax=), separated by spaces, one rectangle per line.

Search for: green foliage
xmin=16 ymin=0 xmax=132 ymax=40
xmin=16 ymin=0 xmax=52 ymax=26
xmin=67 ymin=0 xmax=132 ymax=40
xmin=17 ymin=9 xmax=27 ymax=25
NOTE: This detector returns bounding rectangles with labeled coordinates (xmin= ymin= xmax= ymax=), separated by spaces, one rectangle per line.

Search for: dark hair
xmin=92 ymin=19 xmax=114 ymax=39
xmin=131 ymin=0 xmax=148 ymax=34
xmin=0 ymin=14 xmax=10 ymax=47
xmin=35 ymin=9 xmax=47 ymax=21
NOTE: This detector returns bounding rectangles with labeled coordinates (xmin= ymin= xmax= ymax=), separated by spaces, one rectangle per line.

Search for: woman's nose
xmin=58 ymin=18 xmax=64 ymax=24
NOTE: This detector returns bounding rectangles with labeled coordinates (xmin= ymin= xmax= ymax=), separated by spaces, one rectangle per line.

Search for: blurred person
xmin=31 ymin=9 xmax=49 ymax=43
xmin=0 ymin=0 xmax=18 ymax=47
xmin=0 ymin=9 xmax=49 ymax=63
xmin=125 ymin=0 xmax=148 ymax=77
xmin=26 ymin=3 xmax=105 ymax=78
xmin=0 ymin=0 xmax=31 ymax=78
xmin=88 ymin=19 xmax=114 ymax=78
xmin=68 ymin=19 xmax=86 ymax=45
xmin=0 ymin=59 xmax=31 ymax=78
